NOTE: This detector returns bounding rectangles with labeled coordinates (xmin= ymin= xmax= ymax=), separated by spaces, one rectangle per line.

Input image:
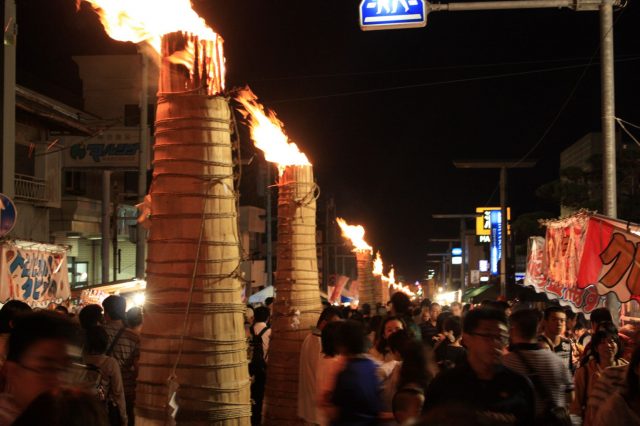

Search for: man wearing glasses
xmin=0 ymin=311 xmax=73 ymax=425
xmin=424 ymin=308 xmax=534 ymax=425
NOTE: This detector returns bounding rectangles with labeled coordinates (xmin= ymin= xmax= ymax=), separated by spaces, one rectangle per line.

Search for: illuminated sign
xmin=451 ymin=247 xmax=462 ymax=256
xmin=490 ymin=210 xmax=502 ymax=275
xmin=479 ymin=260 xmax=489 ymax=272
xmin=359 ymin=0 xmax=427 ymax=31
xmin=475 ymin=207 xmax=511 ymax=236
xmin=451 ymin=256 xmax=462 ymax=265
xmin=477 ymin=235 xmax=491 ymax=244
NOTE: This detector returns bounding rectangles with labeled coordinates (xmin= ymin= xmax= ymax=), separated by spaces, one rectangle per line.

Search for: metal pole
xmin=266 ymin=164 xmax=273 ymax=287
xmin=441 ymin=255 xmax=446 ymax=290
xmin=102 ymin=170 xmax=111 ymax=284
xmin=447 ymin=241 xmax=453 ymax=289
xmin=136 ymin=52 xmax=149 ymax=279
xmin=500 ymin=167 xmax=508 ymax=298
xmin=600 ymin=0 xmax=621 ymax=323
xmin=428 ymin=0 xmax=601 ymax=12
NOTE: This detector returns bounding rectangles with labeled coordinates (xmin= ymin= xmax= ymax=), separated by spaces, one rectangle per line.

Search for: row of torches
xmin=79 ymin=1 xmax=412 ymax=424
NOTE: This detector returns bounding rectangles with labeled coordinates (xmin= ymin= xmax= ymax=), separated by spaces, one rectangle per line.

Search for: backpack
xmin=249 ymin=325 xmax=269 ymax=377
xmin=86 ymin=363 xmax=109 ymax=403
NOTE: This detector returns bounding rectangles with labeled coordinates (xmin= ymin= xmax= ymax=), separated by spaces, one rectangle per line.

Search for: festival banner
xmin=543 ymin=214 xmax=590 ymax=289
xmin=525 ymin=236 xmax=605 ymax=316
xmin=577 ymin=218 xmax=640 ymax=302
xmin=1 ymin=244 xmax=70 ymax=304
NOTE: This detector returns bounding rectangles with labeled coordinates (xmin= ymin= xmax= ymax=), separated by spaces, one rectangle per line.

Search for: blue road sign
xmin=359 ymin=0 xmax=427 ymax=31
xmin=0 ymin=194 xmax=17 ymax=237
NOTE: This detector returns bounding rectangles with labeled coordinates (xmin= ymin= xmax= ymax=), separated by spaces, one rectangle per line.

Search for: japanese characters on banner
xmin=525 ymin=236 xmax=605 ymax=316
xmin=1 ymin=243 xmax=70 ymax=305
xmin=577 ymin=218 xmax=640 ymax=303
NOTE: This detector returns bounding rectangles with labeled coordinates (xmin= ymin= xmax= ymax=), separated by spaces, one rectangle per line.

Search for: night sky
xmin=18 ymin=0 xmax=640 ymax=280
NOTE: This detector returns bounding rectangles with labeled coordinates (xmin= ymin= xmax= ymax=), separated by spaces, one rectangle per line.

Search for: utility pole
xmin=432 ymin=214 xmax=477 ymax=293
xmin=454 ymin=160 xmax=536 ymax=298
xmin=1 ymin=0 xmax=16 ymax=198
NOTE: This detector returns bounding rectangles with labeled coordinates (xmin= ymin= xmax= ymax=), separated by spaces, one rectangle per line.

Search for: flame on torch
xmin=372 ymin=252 xmax=383 ymax=276
xmin=336 ymin=218 xmax=373 ymax=254
xmin=235 ymin=88 xmax=310 ymax=175
xmin=81 ymin=0 xmax=225 ymax=91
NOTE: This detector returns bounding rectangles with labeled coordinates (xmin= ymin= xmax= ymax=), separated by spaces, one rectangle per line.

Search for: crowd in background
xmin=0 ymin=296 xmax=142 ymax=426
xmin=246 ymin=294 xmax=640 ymax=426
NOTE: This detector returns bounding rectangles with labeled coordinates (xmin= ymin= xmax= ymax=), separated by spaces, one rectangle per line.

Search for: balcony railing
xmin=14 ymin=173 xmax=48 ymax=203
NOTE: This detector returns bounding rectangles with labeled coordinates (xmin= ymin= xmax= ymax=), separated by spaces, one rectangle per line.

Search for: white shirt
xmin=297 ymin=331 xmax=322 ymax=423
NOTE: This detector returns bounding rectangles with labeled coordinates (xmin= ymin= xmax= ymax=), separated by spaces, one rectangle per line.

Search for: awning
xmin=462 ymin=284 xmax=492 ymax=301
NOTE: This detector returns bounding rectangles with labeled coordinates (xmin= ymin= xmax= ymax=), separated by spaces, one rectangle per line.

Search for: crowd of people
xmin=0 ymin=296 xmax=141 ymax=425
xmin=246 ymin=294 xmax=640 ymax=426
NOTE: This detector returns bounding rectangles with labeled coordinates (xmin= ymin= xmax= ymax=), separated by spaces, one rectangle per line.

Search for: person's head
xmin=591 ymin=326 xmax=623 ymax=363
xmin=264 ymin=297 xmax=274 ymax=307
xmin=430 ymin=303 xmax=442 ymax=321
xmin=382 ymin=316 xmax=405 ymax=339
xmin=564 ymin=309 xmax=577 ymax=332
xmin=398 ymin=340 xmax=435 ymax=391
xmin=253 ymin=306 xmax=270 ymax=324
xmin=450 ymin=302 xmax=462 ymax=317
xmin=420 ymin=306 xmax=431 ymax=323
xmin=509 ymin=309 xmax=540 ymax=343
xmin=543 ymin=306 xmax=567 ymax=338
xmin=337 ymin=320 xmax=367 ymax=356
xmin=5 ymin=311 xmax=74 ymax=410
xmin=442 ymin=316 xmax=462 ymax=343
xmin=321 ymin=320 xmax=343 ymax=357
xmin=436 ymin=311 xmax=454 ymax=333
xmin=12 ymin=388 xmax=108 ymax=426
xmin=392 ymin=386 xmax=425 ymax=425
xmin=54 ymin=306 xmax=69 ymax=316
xmin=102 ymin=295 xmax=126 ymax=322
xmin=0 ymin=300 xmax=31 ymax=334
xmin=360 ymin=303 xmax=371 ymax=317
xmin=462 ymin=308 xmax=508 ymax=369
xmin=390 ymin=292 xmax=412 ymax=317
xmin=126 ymin=307 xmax=143 ymax=331
xmin=84 ymin=326 xmax=109 ymax=355
xmin=78 ymin=304 xmax=103 ymax=330
xmin=590 ymin=307 xmax=613 ymax=332
xmin=317 ymin=306 xmax=342 ymax=330
xmin=387 ymin=329 xmax=412 ymax=361
xmin=245 ymin=305 xmax=254 ymax=325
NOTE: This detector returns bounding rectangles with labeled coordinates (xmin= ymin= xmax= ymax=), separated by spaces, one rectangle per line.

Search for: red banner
xmin=543 ymin=215 xmax=589 ymax=289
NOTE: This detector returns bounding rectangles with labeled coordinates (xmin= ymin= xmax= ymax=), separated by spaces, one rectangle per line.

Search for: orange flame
xmin=82 ymin=0 xmax=225 ymax=91
xmin=82 ymin=0 xmax=220 ymax=54
xmin=236 ymin=88 xmax=311 ymax=174
xmin=336 ymin=218 xmax=373 ymax=254
xmin=373 ymin=252 xmax=384 ymax=276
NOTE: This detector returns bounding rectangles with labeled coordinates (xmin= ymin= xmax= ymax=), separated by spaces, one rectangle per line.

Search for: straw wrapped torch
xmin=236 ymin=89 xmax=322 ymax=425
xmin=83 ymin=1 xmax=250 ymax=424
xmin=336 ymin=218 xmax=375 ymax=307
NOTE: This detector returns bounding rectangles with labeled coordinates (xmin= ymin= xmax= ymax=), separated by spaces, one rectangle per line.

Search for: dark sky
xmin=18 ymin=0 xmax=640 ymax=280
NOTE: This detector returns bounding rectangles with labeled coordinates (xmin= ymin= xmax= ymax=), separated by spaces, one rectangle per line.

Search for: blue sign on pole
xmin=490 ymin=211 xmax=502 ymax=276
xmin=359 ymin=0 xmax=427 ymax=31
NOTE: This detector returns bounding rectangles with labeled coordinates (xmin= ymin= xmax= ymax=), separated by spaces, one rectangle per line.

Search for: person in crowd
xmin=83 ymin=326 xmax=127 ymax=426
xmin=420 ymin=303 xmax=441 ymax=346
xmin=380 ymin=330 xmax=412 ymax=422
xmin=264 ymin=297 xmax=274 ymax=319
xmin=389 ymin=293 xmax=420 ymax=341
xmin=329 ymin=320 xmax=382 ymax=425
xmin=424 ymin=308 xmax=535 ymax=425
xmin=392 ymin=386 xmax=425 ymax=426
xmin=502 ymin=309 xmax=573 ymax=424
xmin=102 ymin=295 xmax=139 ymax=426
xmin=450 ymin=301 xmax=462 ymax=318
xmin=571 ymin=326 xmax=628 ymax=425
xmin=417 ymin=305 xmax=430 ymax=328
xmin=12 ymin=388 xmax=108 ymax=426
xmin=0 ymin=300 xmax=31 ymax=368
xmin=0 ymin=311 xmax=74 ymax=425
xmin=593 ymin=343 xmax=640 ymax=426
xmin=396 ymin=339 xmax=434 ymax=396
xmin=54 ymin=305 xmax=69 ymax=316
xmin=565 ymin=310 xmax=585 ymax=367
xmin=125 ymin=308 xmax=143 ymax=336
xmin=317 ymin=321 xmax=346 ymax=426
xmin=434 ymin=316 xmax=466 ymax=371
xmin=370 ymin=316 xmax=406 ymax=364
xmin=360 ymin=304 xmax=372 ymax=321
xmin=580 ymin=321 xmax=618 ymax=367
xmin=78 ymin=304 xmax=104 ymax=330
xmin=298 ymin=306 xmax=342 ymax=425
xmin=249 ymin=306 xmax=270 ymax=425
xmin=579 ymin=308 xmax=613 ymax=347
xmin=538 ymin=306 xmax=574 ymax=374
xmin=462 ymin=303 xmax=471 ymax=317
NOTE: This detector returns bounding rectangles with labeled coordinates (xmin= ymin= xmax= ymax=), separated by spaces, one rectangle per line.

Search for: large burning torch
xmin=336 ymin=218 xmax=375 ymax=307
xmin=83 ymin=1 xmax=250 ymax=424
xmin=236 ymin=89 xmax=322 ymax=425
